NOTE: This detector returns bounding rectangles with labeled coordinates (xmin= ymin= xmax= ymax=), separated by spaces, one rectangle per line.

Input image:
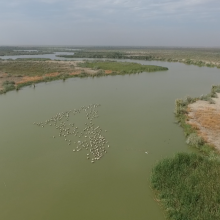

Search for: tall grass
xmin=151 ymin=153 xmax=220 ymax=220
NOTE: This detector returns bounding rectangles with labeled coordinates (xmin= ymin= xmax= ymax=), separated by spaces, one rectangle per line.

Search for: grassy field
xmin=77 ymin=60 xmax=168 ymax=74
xmin=151 ymin=153 xmax=220 ymax=220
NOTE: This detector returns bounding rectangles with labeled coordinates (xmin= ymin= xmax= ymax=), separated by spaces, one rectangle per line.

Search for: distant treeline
xmin=57 ymin=51 xmax=127 ymax=59
xmin=0 ymin=46 xmax=77 ymax=56
xmin=57 ymin=50 xmax=220 ymax=68
xmin=56 ymin=51 xmax=151 ymax=60
xmin=1 ymin=46 xmax=220 ymax=68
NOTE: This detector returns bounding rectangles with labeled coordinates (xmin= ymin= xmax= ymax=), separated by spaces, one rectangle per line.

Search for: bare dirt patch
xmin=187 ymin=93 xmax=220 ymax=150
xmin=17 ymin=72 xmax=60 ymax=84
xmin=105 ymin=70 xmax=113 ymax=74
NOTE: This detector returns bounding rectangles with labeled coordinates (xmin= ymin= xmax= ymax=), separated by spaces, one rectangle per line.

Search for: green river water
xmin=0 ymin=59 xmax=220 ymax=220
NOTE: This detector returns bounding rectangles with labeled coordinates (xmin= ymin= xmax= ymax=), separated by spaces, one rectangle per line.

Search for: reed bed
xmin=151 ymin=153 xmax=220 ymax=220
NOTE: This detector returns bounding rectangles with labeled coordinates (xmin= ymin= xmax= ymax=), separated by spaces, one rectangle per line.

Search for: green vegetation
xmin=1 ymin=46 xmax=220 ymax=68
xmin=151 ymin=85 xmax=220 ymax=220
xmin=151 ymin=153 xmax=220 ymax=220
xmin=1 ymin=80 xmax=16 ymax=93
xmin=186 ymin=133 xmax=204 ymax=148
xmin=55 ymin=47 xmax=220 ymax=68
xmin=199 ymin=85 xmax=220 ymax=103
xmin=16 ymin=73 xmax=74 ymax=89
xmin=0 ymin=60 xmax=75 ymax=76
xmin=77 ymin=60 xmax=168 ymax=74
xmin=57 ymin=51 xmax=126 ymax=59
xmin=0 ymin=46 xmax=48 ymax=56
xmin=0 ymin=74 xmax=75 ymax=94
xmin=0 ymin=60 xmax=168 ymax=94
xmin=16 ymin=58 xmax=51 ymax=61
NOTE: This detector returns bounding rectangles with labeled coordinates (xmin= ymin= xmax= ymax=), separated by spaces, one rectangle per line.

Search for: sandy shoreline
xmin=187 ymin=93 xmax=220 ymax=150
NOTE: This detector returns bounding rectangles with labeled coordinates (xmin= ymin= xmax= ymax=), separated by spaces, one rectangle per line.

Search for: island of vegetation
xmin=151 ymin=85 xmax=220 ymax=220
xmin=0 ymin=59 xmax=168 ymax=94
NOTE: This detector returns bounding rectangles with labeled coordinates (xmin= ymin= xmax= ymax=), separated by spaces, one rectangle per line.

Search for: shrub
xmin=95 ymin=69 xmax=105 ymax=76
xmin=174 ymin=99 xmax=187 ymax=116
xmin=2 ymin=80 xmax=15 ymax=92
xmin=186 ymin=133 xmax=204 ymax=148
xmin=79 ymin=70 xmax=88 ymax=77
xmin=2 ymin=80 xmax=15 ymax=86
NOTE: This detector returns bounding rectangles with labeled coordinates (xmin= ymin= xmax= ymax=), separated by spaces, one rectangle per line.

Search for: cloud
xmin=0 ymin=0 xmax=219 ymax=46
xmin=1 ymin=0 xmax=219 ymax=22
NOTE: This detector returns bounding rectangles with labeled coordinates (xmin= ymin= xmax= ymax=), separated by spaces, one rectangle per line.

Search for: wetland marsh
xmin=0 ymin=56 xmax=220 ymax=219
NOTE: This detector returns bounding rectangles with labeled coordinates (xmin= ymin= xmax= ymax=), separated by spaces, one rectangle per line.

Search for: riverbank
xmin=151 ymin=85 xmax=220 ymax=220
xmin=0 ymin=59 xmax=168 ymax=94
xmin=187 ymin=93 xmax=220 ymax=150
xmin=174 ymin=85 xmax=220 ymax=154
xmin=0 ymin=60 xmax=84 ymax=93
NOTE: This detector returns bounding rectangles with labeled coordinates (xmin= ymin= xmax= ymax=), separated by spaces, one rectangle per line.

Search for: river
xmin=0 ymin=55 xmax=219 ymax=220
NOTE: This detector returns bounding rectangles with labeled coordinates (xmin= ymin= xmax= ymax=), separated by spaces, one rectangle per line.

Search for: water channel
xmin=0 ymin=55 xmax=220 ymax=220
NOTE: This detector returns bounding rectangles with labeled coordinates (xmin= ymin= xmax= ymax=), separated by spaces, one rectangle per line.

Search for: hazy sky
xmin=0 ymin=0 xmax=220 ymax=46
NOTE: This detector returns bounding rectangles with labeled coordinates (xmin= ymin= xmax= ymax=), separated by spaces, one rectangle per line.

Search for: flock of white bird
xmin=34 ymin=104 xmax=110 ymax=163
